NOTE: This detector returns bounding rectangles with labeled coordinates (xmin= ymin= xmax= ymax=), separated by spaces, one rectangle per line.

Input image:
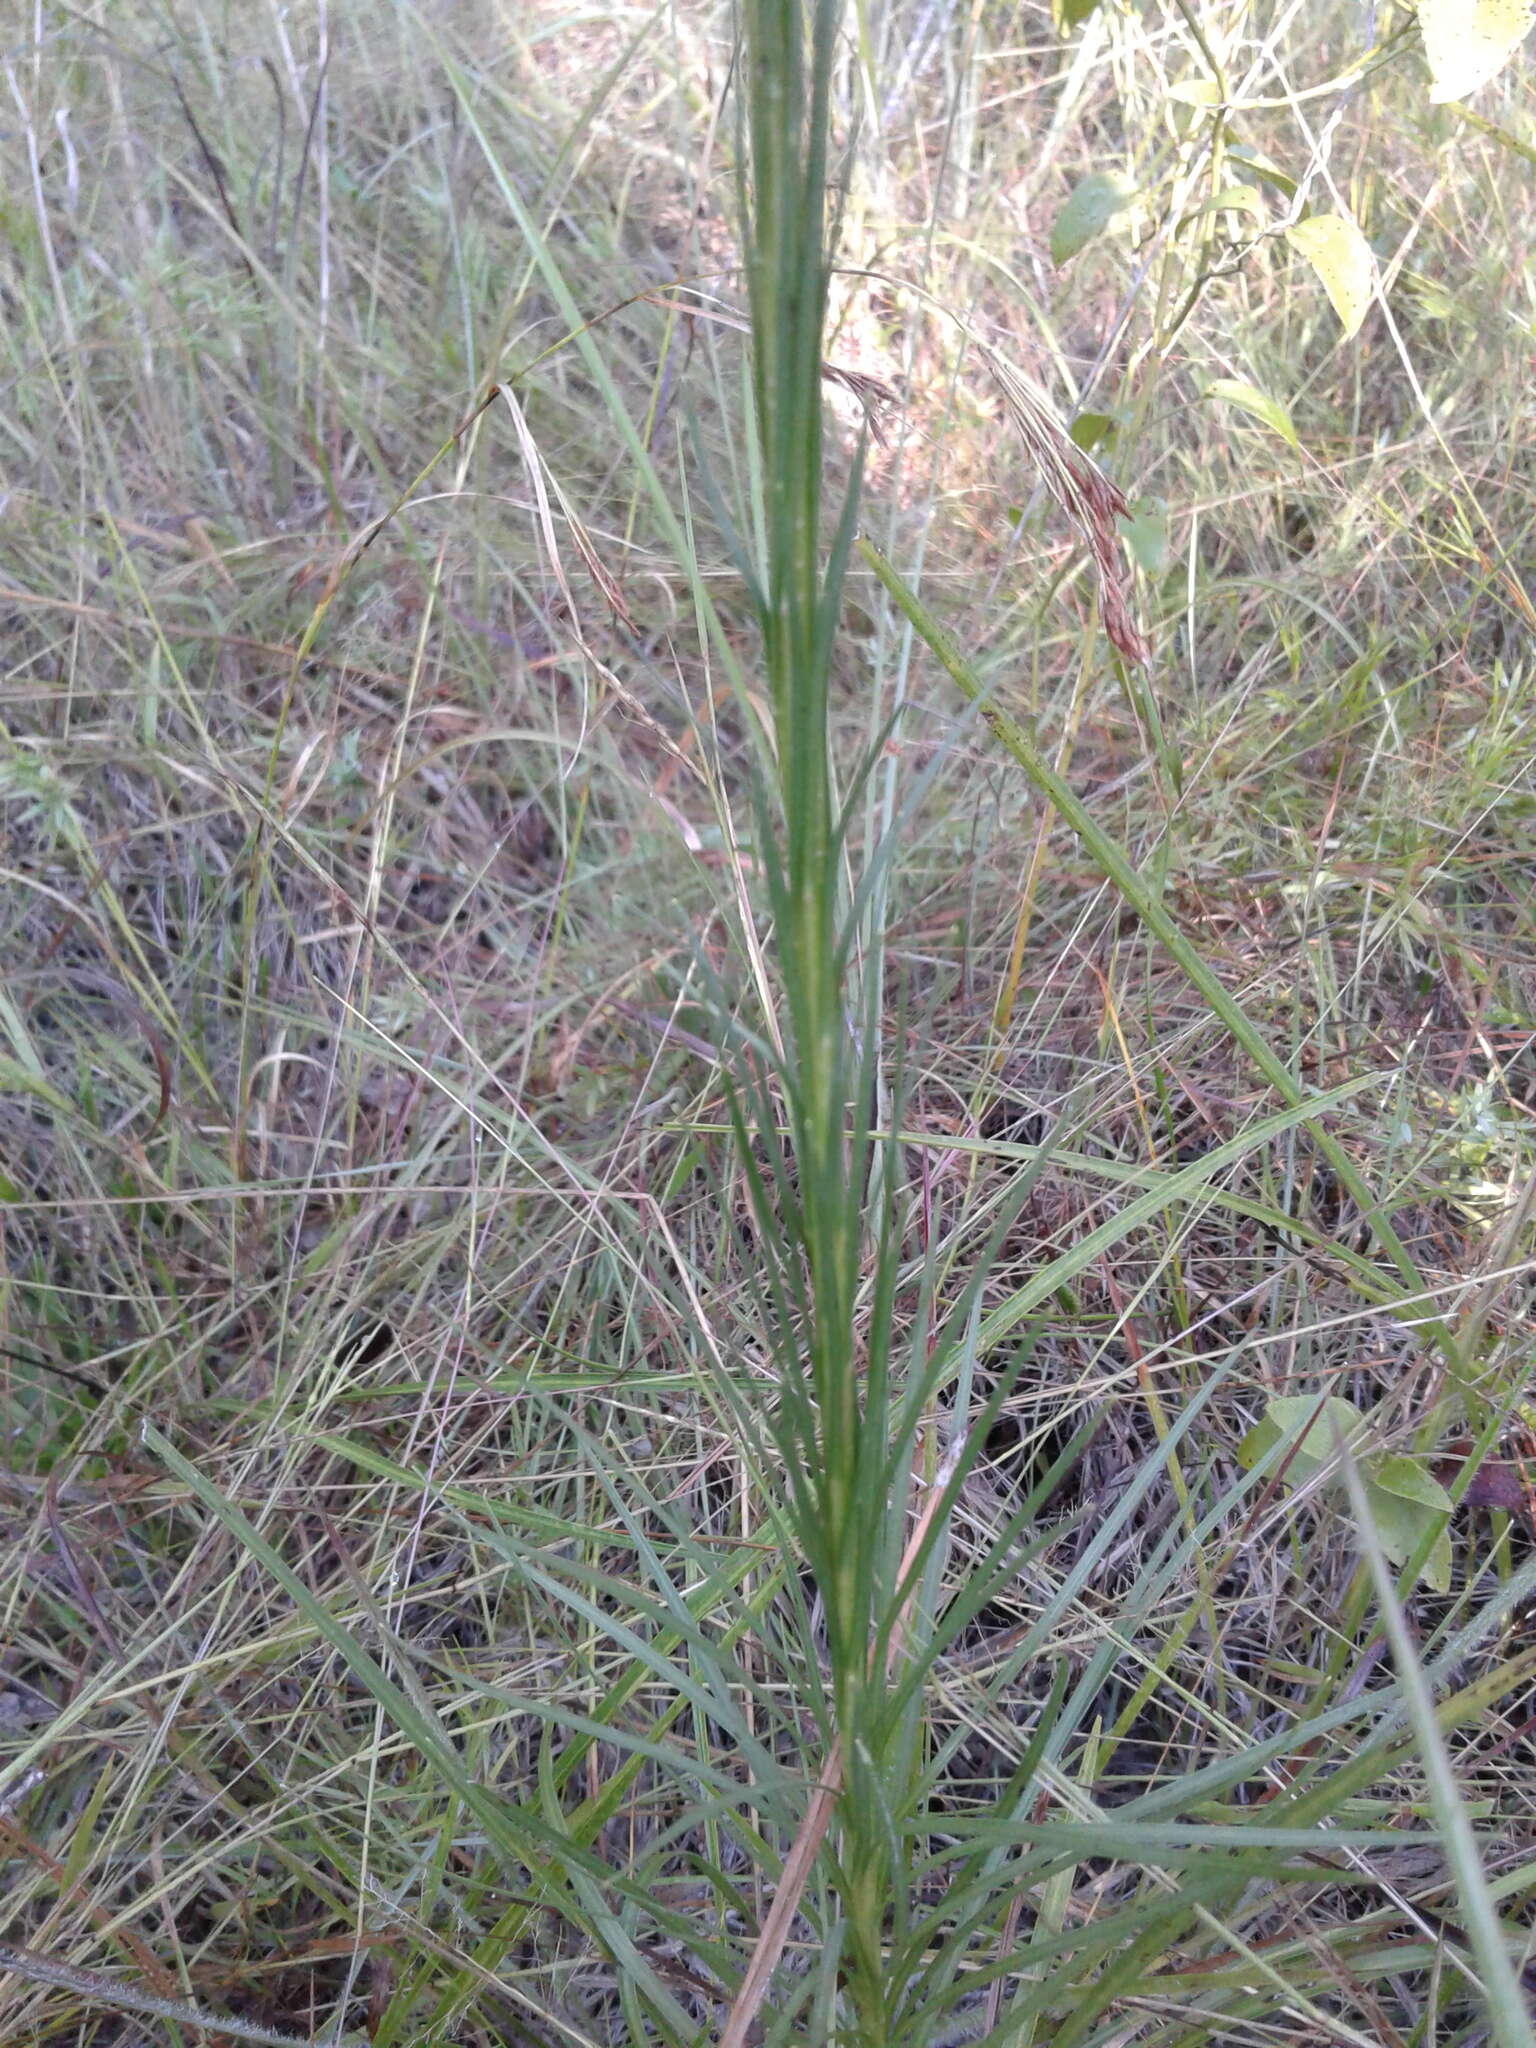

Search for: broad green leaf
xmin=1239 ymin=1410 xmax=1454 ymax=1592
xmin=1287 ymin=212 xmax=1375 ymax=338
xmin=1363 ymin=1457 xmax=1453 ymax=1593
xmin=1051 ymin=170 xmax=1137 ymax=263
xmin=1117 ymin=495 xmax=1169 ymax=574
xmin=1369 ymin=1453 xmax=1455 ymax=1513
xmin=1203 ymin=377 xmax=1301 ymax=451
xmin=1238 ymin=1394 xmax=1367 ymax=1482
xmin=1069 ymin=410 xmax=1118 ymax=453
xmin=1053 ymin=0 xmax=1102 ymax=29
xmin=1420 ymin=0 xmax=1534 ymax=103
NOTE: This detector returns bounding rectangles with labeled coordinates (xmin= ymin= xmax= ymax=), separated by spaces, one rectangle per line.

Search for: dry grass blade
xmin=0 ymin=1939 xmax=355 ymax=2048
xmin=639 ymin=289 xmax=901 ymax=439
xmin=495 ymin=382 xmax=636 ymax=632
xmin=717 ymin=1746 xmax=842 ymax=2048
xmin=816 ymin=360 xmax=903 ymax=444
xmin=976 ymin=338 xmax=1150 ymax=666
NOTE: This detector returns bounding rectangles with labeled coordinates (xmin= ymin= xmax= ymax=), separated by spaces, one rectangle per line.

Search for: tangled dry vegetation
xmin=2 ymin=2 xmax=1535 ymax=2043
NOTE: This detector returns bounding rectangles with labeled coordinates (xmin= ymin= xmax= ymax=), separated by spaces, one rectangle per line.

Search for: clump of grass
xmin=1 ymin=3 xmax=1535 ymax=2045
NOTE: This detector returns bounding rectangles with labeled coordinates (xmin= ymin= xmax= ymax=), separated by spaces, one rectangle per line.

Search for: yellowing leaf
xmin=1167 ymin=78 xmax=1222 ymax=107
xmin=1287 ymin=212 xmax=1375 ymax=339
xmin=1420 ymin=0 xmax=1535 ymax=103
xmin=1203 ymin=378 xmax=1301 ymax=451
xmin=1191 ymin=183 xmax=1266 ymax=222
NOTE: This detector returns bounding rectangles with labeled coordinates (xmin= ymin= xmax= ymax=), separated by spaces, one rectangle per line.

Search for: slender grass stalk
xmin=1338 ymin=1436 xmax=1536 ymax=2048
xmin=734 ymin=1 xmax=912 ymax=2032
xmin=741 ymin=0 xmax=858 ymax=1643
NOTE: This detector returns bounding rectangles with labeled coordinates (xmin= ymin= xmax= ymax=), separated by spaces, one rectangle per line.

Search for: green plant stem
xmin=739 ymin=0 xmax=899 ymax=2032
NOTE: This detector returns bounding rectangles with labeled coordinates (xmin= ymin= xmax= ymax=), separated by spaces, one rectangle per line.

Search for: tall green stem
xmin=742 ymin=0 xmax=857 ymax=1656
xmin=740 ymin=0 xmax=894 ymax=2029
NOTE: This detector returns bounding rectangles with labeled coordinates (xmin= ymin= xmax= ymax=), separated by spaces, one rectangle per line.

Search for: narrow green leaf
xmin=1339 ymin=1443 xmax=1536 ymax=2047
xmin=1450 ymin=101 xmax=1536 ymax=168
xmin=941 ymin=1818 xmax=1450 ymax=1856
xmin=1051 ymin=170 xmax=1137 ymax=262
xmin=0 ymin=1055 xmax=74 ymax=1116
xmin=141 ymin=1425 xmax=700 ymax=2041
xmin=1286 ymin=212 xmax=1375 ymax=338
xmin=1203 ymin=376 xmax=1301 ymax=451
xmin=970 ymin=1080 xmax=1372 ymax=1357
xmin=1227 ymin=142 xmax=1299 ymax=201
